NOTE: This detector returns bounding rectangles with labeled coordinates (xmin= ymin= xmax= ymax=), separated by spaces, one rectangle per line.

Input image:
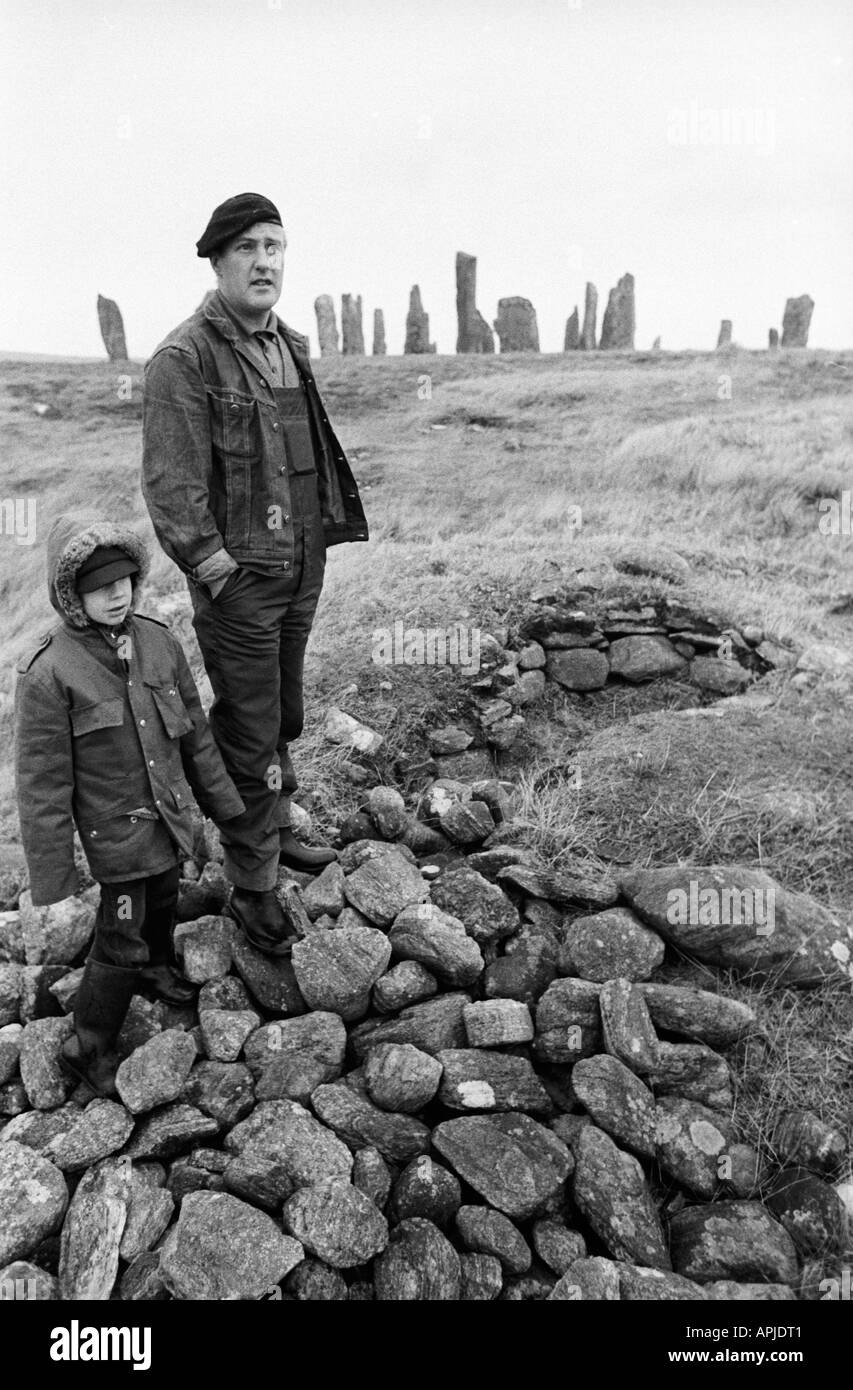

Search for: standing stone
xmin=372 ymin=308 xmax=386 ymax=356
xmin=652 ymin=336 xmax=661 ymax=351
xmin=97 ymin=294 xmax=129 ymax=361
xmin=493 ymin=298 xmax=540 ymax=353
xmin=781 ymin=295 xmax=814 ymax=347
xmin=314 ymin=295 xmax=340 ymax=356
xmin=341 ymin=294 xmax=365 ymax=355
xmin=455 ymin=252 xmax=494 ymax=353
xmin=563 ymin=307 xmax=580 ymax=351
xmin=716 ymin=319 xmax=732 ymax=349
xmin=768 ymin=328 xmax=779 ymax=351
xmin=580 ymin=282 xmax=598 ymax=350
xmin=599 ymin=273 xmax=635 ymax=350
xmin=404 ymin=286 xmax=436 ymax=354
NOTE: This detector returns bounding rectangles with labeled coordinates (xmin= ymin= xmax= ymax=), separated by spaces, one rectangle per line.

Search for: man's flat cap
xmin=196 ymin=193 xmax=282 ymax=258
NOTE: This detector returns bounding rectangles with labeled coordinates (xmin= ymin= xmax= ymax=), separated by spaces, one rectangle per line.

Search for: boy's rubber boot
xmin=60 ymin=957 xmax=140 ymax=1099
xmin=137 ymin=886 xmax=197 ymax=1006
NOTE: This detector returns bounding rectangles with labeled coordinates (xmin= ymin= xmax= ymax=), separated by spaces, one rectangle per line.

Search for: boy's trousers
xmin=89 ymin=864 xmax=182 ymax=970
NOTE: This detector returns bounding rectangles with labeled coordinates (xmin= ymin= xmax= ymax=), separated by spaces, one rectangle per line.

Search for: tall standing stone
xmin=716 ymin=320 xmax=732 ymax=349
xmin=494 ymin=298 xmax=540 ymax=352
xmin=781 ymin=295 xmax=814 ymax=347
xmin=455 ymin=253 xmax=495 ymax=354
xmin=314 ymin=296 xmax=340 ymax=357
xmin=404 ymin=286 xmax=436 ymax=354
xmin=373 ymin=309 xmax=387 ymax=356
xmin=97 ymin=295 xmax=128 ymax=362
xmin=768 ymin=328 xmax=779 ymax=351
xmin=341 ymin=295 xmax=365 ymax=355
xmin=580 ymin=282 xmax=598 ymax=350
xmin=599 ymin=274 xmax=635 ymax=350
xmin=563 ymin=308 xmax=579 ymax=351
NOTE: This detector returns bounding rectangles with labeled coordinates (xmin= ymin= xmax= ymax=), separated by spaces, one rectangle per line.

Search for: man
xmin=141 ymin=192 xmax=368 ymax=956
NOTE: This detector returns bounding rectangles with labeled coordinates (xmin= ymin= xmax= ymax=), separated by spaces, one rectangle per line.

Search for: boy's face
xmin=80 ymin=576 xmax=133 ymax=627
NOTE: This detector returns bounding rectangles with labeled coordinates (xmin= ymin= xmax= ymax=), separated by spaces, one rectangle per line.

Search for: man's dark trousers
xmin=187 ymin=385 xmax=326 ymax=891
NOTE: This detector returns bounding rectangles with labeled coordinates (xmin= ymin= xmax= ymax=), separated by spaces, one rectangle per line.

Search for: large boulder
xmin=282 ymin=1179 xmax=388 ymax=1267
xmin=572 ymin=1125 xmax=670 ymax=1268
xmin=19 ymin=892 xmax=94 ymax=965
xmin=432 ymin=1113 xmax=572 ymax=1219
xmin=225 ymin=1099 xmax=352 ymax=1186
xmin=58 ymin=1158 xmax=131 ymax=1299
xmin=159 ymin=1190 xmax=303 ymax=1299
xmin=389 ymin=904 xmax=484 ymax=987
xmin=374 ymin=1217 xmax=461 ymax=1299
xmin=0 ymin=1141 xmax=68 ymax=1264
xmin=291 ymin=927 xmax=391 ymax=1020
xmin=669 ymin=1201 xmax=800 ymax=1285
xmin=621 ymin=865 xmax=853 ymax=986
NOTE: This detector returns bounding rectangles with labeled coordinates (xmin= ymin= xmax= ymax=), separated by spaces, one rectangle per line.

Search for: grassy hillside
xmin=2 ymin=347 xmax=852 ymax=1245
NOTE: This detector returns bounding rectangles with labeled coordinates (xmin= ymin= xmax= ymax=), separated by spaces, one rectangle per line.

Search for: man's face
xmin=81 ymin=576 xmax=133 ymax=627
xmin=211 ymin=221 xmax=286 ymax=318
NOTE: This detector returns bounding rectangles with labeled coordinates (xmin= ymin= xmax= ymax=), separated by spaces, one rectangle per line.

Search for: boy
xmin=14 ymin=512 xmax=246 ymax=1097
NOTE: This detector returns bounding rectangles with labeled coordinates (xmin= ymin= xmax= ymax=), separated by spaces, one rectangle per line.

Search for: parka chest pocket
xmin=209 ymin=389 xmax=258 ymax=459
xmin=148 ymin=683 xmax=194 ymax=739
xmin=70 ymin=699 xmax=124 ymax=738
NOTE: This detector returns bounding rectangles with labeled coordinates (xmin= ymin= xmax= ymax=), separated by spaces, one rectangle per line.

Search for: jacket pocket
xmin=208 ymin=389 xmax=258 ymax=458
xmin=148 ymin=684 xmax=194 ymax=739
xmin=170 ymin=777 xmax=193 ymax=813
xmin=70 ymin=699 xmax=125 ymax=738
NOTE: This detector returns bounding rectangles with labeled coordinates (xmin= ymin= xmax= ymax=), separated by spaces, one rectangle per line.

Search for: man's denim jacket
xmin=141 ymin=296 xmax=368 ymax=578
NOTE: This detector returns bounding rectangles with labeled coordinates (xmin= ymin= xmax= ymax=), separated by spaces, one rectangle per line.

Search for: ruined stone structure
xmin=341 ymin=294 xmax=365 ymax=355
xmin=493 ymin=298 xmax=540 ymax=353
xmin=373 ymin=309 xmax=386 ymax=356
xmin=96 ymin=294 xmax=128 ymax=362
xmin=314 ymin=295 xmax=340 ymax=356
xmin=716 ymin=320 xmax=732 ymax=349
xmin=598 ymin=274 xmax=635 ymax=350
xmin=781 ymin=295 xmax=814 ymax=348
xmin=563 ymin=308 xmax=579 ymax=351
xmin=580 ymin=282 xmax=598 ymax=351
xmin=455 ymin=253 xmax=494 ymax=353
xmin=404 ymin=286 xmax=436 ymax=354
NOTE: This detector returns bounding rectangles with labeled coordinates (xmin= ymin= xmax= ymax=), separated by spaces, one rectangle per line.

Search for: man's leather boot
xmin=278 ymin=829 xmax=338 ymax=875
xmin=226 ymin=887 xmax=296 ymax=957
xmin=60 ymin=956 xmax=139 ymax=1098
xmin=138 ymin=961 xmax=197 ymax=1007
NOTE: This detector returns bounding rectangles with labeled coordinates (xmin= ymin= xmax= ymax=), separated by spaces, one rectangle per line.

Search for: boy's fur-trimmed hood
xmin=47 ymin=512 xmax=150 ymax=629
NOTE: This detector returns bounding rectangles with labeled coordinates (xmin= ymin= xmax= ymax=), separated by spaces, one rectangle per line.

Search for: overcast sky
xmin=1 ymin=0 xmax=851 ymax=357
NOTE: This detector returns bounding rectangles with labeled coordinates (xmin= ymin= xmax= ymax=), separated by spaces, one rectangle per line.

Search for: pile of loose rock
xmin=451 ymin=583 xmax=798 ymax=756
xmin=1 ymin=766 xmax=851 ymax=1301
